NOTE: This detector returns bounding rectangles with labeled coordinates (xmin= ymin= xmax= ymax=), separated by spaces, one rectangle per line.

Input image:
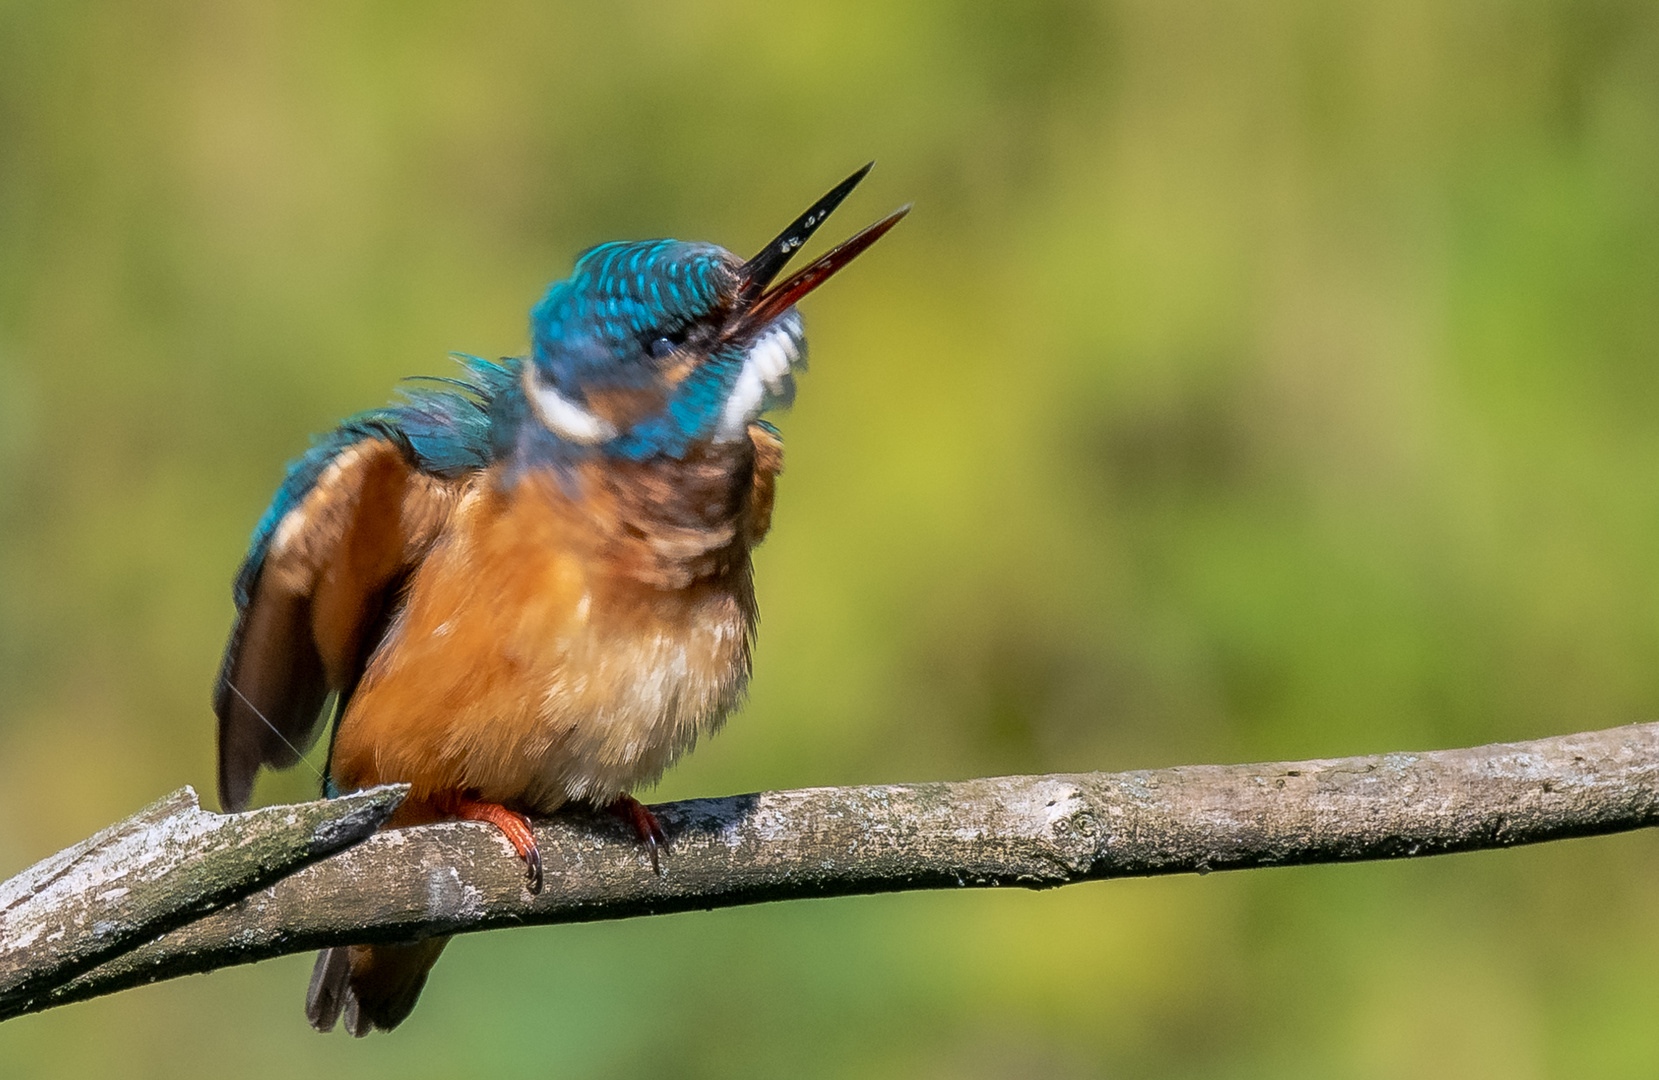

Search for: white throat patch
xmin=715 ymin=311 xmax=805 ymax=441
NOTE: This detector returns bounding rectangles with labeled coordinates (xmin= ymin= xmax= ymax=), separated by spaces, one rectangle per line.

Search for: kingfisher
xmin=213 ymin=165 xmax=906 ymax=1036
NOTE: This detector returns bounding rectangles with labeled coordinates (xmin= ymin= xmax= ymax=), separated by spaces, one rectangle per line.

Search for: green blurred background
xmin=4 ymin=1 xmax=1659 ymax=1076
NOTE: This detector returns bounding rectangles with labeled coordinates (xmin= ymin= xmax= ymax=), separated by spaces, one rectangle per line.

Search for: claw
xmin=522 ymin=843 xmax=544 ymax=894
xmin=608 ymin=794 xmax=669 ymax=875
xmin=443 ymin=793 xmax=544 ymax=894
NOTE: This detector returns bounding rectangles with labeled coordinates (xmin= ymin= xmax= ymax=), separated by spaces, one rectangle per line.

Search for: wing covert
xmin=215 ymin=355 xmax=518 ymax=811
xmin=214 ymin=436 xmax=459 ymax=811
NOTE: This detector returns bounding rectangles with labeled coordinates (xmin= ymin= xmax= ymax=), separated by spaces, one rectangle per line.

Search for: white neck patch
xmin=524 ymin=365 xmax=619 ymax=445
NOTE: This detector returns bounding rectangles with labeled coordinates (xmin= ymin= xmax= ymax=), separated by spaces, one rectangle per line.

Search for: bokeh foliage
xmin=4 ymin=1 xmax=1659 ymax=1076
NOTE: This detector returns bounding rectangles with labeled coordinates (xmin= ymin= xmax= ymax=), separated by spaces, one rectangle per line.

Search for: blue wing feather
xmin=232 ymin=354 xmax=520 ymax=608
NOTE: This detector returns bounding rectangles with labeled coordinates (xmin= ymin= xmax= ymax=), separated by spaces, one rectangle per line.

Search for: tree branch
xmin=6 ymin=722 xmax=1659 ymax=1021
xmin=0 ymin=785 xmax=406 ymax=1018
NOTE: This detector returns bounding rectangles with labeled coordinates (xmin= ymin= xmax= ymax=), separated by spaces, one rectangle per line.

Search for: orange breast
xmin=329 ymin=462 xmax=758 ymax=816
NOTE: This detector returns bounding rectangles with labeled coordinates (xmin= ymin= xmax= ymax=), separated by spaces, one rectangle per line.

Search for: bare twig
xmin=5 ymin=723 xmax=1659 ymax=1021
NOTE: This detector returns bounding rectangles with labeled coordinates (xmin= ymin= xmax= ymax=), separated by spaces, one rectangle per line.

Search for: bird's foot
xmin=607 ymin=794 xmax=668 ymax=875
xmin=442 ymin=794 xmax=543 ymax=894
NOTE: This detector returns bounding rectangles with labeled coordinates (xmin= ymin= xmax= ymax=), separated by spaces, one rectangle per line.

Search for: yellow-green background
xmin=4 ymin=2 xmax=1659 ymax=1076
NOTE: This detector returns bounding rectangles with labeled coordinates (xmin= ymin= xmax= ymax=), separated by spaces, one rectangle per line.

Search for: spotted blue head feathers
xmin=515 ymin=164 xmax=909 ymax=462
xmin=524 ymin=238 xmax=771 ymax=460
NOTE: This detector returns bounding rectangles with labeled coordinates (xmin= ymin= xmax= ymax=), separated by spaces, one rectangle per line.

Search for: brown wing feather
xmin=215 ymin=438 xmax=459 ymax=811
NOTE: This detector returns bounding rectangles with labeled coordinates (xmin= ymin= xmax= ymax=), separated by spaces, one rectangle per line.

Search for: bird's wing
xmin=215 ymin=356 xmax=520 ymax=811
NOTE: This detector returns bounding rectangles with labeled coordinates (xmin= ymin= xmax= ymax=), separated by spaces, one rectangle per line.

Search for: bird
xmin=212 ymin=164 xmax=907 ymax=1036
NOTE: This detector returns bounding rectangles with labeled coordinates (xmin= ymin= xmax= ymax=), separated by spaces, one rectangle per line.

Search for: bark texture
xmin=6 ymin=723 xmax=1659 ymax=1021
xmin=0 ymin=784 xmax=406 ymax=1019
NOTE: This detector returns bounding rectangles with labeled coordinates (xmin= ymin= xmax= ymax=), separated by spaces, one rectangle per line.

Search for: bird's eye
xmin=650 ymin=337 xmax=677 ymax=360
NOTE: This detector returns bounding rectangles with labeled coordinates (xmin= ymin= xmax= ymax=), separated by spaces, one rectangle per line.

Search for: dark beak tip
xmin=740 ymin=163 xmax=882 ymax=296
xmin=725 ymin=202 xmax=909 ymax=341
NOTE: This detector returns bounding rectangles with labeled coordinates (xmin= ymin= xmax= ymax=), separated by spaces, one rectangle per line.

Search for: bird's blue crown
xmin=524 ymin=239 xmax=801 ymax=461
xmin=531 ymin=239 xmax=737 ymax=383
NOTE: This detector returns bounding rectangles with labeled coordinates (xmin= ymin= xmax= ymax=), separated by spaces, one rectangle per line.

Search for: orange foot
xmin=608 ymin=794 xmax=669 ymax=875
xmin=439 ymin=793 xmax=543 ymax=894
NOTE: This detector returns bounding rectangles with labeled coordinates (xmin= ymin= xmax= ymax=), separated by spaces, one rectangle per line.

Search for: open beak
xmin=725 ymin=163 xmax=910 ymax=343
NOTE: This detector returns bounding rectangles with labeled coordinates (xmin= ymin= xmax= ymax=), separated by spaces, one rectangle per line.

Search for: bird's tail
xmin=306 ymin=939 xmax=450 ymax=1036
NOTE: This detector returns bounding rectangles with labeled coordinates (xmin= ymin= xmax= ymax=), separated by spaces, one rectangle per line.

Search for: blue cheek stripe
xmin=605 ymin=349 xmax=745 ymax=460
